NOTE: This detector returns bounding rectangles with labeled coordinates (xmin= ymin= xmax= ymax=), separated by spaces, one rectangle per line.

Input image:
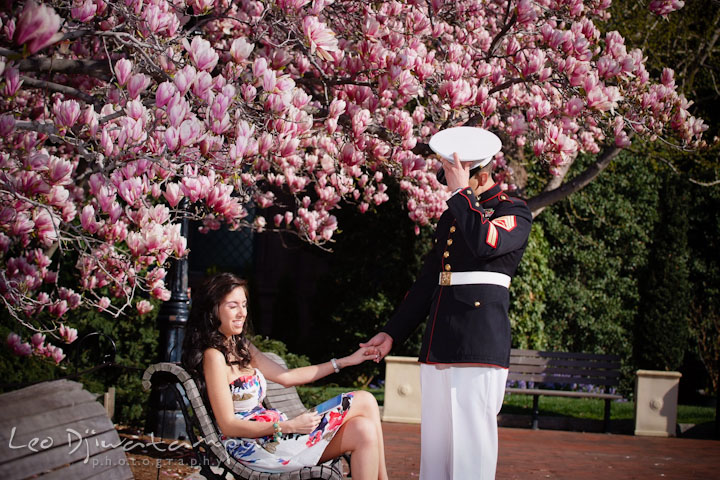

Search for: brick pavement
xmin=381 ymin=422 xmax=720 ymax=480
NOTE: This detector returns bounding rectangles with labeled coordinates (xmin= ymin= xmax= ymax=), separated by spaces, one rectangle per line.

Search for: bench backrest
xmin=508 ymin=349 xmax=621 ymax=389
xmin=261 ymin=352 xmax=307 ymax=419
xmin=142 ymin=354 xmax=342 ymax=480
xmin=0 ymin=379 xmax=133 ymax=480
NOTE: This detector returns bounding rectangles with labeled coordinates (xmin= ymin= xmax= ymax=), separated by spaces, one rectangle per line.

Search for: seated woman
xmin=182 ymin=272 xmax=388 ymax=479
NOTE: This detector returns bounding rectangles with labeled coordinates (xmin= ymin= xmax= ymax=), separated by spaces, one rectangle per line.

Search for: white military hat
xmin=429 ymin=126 xmax=502 ymax=170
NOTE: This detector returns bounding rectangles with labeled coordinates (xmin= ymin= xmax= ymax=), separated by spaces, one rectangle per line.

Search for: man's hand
xmin=359 ymin=332 xmax=393 ymax=363
xmin=441 ymin=152 xmax=470 ymax=192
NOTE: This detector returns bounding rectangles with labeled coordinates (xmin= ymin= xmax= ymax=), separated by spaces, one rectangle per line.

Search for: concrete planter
xmin=382 ymin=355 xmax=421 ymax=424
xmin=634 ymin=369 xmax=682 ymax=437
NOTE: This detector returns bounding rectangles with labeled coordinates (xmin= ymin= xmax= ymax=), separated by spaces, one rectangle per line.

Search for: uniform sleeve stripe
xmin=486 ymin=222 xmax=498 ymax=248
xmin=491 ymin=215 xmax=517 ymax=231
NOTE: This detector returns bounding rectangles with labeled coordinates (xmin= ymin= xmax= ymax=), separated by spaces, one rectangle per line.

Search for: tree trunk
xmin=527 ymin=145 xmax=623 ymax=216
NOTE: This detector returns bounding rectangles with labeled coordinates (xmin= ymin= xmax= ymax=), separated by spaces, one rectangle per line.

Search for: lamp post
xmin=147 ymin=199 xmax=190 ymax=439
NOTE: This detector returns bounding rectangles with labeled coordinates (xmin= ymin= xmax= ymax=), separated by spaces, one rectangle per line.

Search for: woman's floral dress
xmin=222 ymin=369 xmax=353 ymax=472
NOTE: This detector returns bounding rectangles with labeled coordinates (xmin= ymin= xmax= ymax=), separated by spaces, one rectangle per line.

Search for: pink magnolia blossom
xmin=302 ymin=16 xmax=339 ymax=61
xmin=53 ymin=99 xmax=81 ymax=129
xmin=59 ymin=324 xmax=78 ymax=343
xmin=71 ymin=0 xmax=97 ymax=23
xmin=3 ymin=67 xmax=23 ymax=97
xmin=14 ymin=1 xmax=63 ymax=54
xmin=127 ymin=73 xmax=150 ymax=99
xmin=7 ymin=333 xmax=32 ymax=356
xmin=0 ymin=114 xmax=16 ymax=137
xmin=136 ymin=299 xmax=154 ymax=315
xmin=115 ymin=58 xmax=133 ymax=86
xmin=230 ymin=37 xmax=255 ymax=62
xmin=31 ymin=332 xmax=45 ymax=350
xmin=183 ymin=37 xmax=219 ymax=71
xmin=649 ymin=0 xmax=685 ymax=16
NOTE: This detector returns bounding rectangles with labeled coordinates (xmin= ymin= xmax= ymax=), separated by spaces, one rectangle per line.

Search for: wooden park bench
xmin=142 ymin=352 xmax=345 ymax=480
xmin=0 ymin=379 xmax=133 ymax=480
xmin=506 ymin=348 xmax=623 ymax=432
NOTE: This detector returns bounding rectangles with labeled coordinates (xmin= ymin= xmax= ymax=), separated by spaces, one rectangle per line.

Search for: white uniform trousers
xmin=420 ymin=363 xmax=508 ymax=480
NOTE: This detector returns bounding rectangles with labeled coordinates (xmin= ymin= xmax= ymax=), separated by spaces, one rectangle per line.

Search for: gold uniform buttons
xmin=466 ymin=189 xmax=472 ymax=194
xmin=500 ymin=194 xmax=508 ymax=200
xmin=450 ymin=226 xmax=456 ymax=233
xmin=447 ymin=239 xmax=453 ymax=246
xmin=443 ymin=251 xmax=450 ymax=258
xmin=474 ymin=301 xmax=481 ymax=307
xmin=475 ymin=202 xmax=480 ymax=207
xmin=444 ymin=264 xmax=451 ymax=271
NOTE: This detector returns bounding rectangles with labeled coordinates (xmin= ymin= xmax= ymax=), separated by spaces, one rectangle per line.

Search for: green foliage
xmin=502 ymin=395 xmax=716 ymax=425
xmin=0 ymin=294 xmax=159 ymax=427
xmin=635 ymin=178 xmax=691 ymax=371
xmin=510 ymin=222 xmax=554 ymax=349
xmin=249 ymin=334 xmax=311 ymax=369
xmin=530 ymin=152 xmax=661 ymax=394
xmin=685 ymin=180 xmax=720 ymax=393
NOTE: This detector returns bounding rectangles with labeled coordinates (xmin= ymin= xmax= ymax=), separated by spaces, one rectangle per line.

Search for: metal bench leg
xmin=531 ymin=395 xmax=540 ymax=430
xmin=603 ymin=399 xmax=611 ymax=433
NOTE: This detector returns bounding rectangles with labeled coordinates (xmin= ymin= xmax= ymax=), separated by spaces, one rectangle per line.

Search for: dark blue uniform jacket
xmin=382 ymin=183 xmax=533 ymax=368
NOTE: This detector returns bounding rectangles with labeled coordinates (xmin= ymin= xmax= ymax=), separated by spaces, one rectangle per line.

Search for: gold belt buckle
xmin=440 ymin=272 xmax=452 ymax=286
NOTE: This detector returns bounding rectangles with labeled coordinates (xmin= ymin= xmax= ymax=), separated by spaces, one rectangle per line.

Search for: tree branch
xmin=20 ymin=76 xmax=97 ymax=105
xmin=527 ymin=145 xmax=623 ymax=216
xmin=485 ymin=13 xmax=517 ymax=60
xmin=465 ymin=77 xmax=531 ymax=127
xmin=656 ymin=155 xmax=720 ymax=186
xmin=684 ymin=10 xmax=720 ymax=93
xmin=0 ymin=47 xmax=112 ymax=80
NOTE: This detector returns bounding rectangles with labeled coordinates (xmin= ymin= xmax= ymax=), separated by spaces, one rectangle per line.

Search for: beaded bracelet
xmin=272 ymin=422 xmax=282 ymax=441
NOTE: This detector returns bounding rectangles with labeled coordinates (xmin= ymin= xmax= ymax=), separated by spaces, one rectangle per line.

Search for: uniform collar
xmin=479 ymin=182 xmax=503 ymax=204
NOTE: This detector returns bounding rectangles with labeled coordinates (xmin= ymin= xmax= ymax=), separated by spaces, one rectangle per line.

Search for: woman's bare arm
xmin=249 ymin=343 xmax=378 ymax=387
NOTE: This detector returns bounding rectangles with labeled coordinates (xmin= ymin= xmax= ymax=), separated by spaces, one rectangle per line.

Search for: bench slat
xmin=510 ymin=357 xmax=621 ymax=370
xmin=510 ymin=349 xmax=620 ymax=362
xmin=0 ymin=402 xmax=113 ymax=446
xmin=505 ymin=387 xmax=622 ymax=400
xmin=508 ymin=365 xmax=621 ymax=378
xmin=1 ymin=429 xmax=125 ymax=479
xmin=0 ymin=410 xmax=116 ymax=464
xmin=38 ymin=447 xmax=132 ymax=480
xmin=508 ymin=373 xmax=619 ymax=386
xmin=0 ymin=386 xmax=97 ymax=421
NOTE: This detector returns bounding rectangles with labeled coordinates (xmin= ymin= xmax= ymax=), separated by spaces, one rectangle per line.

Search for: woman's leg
xmin=320 ymin=416 xmax=378 ymax=479
xmin=319 ymin=391 xmax=388 ymax=480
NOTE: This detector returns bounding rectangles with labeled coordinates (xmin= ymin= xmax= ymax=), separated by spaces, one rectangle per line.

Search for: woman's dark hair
xmin=181 ymin=272 xmax=253 ymax=394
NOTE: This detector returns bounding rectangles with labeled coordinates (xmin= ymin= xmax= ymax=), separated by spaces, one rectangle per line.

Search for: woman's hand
xmin=340 ymin=346 xmax=381 ymax=368
xmin=360 ymin=332 xmax=393 ymax=363
xmin=285 ymin=411 xmax=321 ymax=434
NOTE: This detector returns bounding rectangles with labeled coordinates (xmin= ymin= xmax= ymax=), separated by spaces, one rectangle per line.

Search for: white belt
xmin=439 ymin=271 xmax=511 ymax=288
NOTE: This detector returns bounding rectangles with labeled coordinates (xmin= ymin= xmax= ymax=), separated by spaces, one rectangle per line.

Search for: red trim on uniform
xmin=480 ymin=183 xmax=502 ymax=204
xmin=491 ymin=216 xmax=517 ymax=232
xmin=458 ymin=190 xmax=484 ymax=215
xmin=424 ymin=287 xmax=444 ymax=363
xmin=422 ymin=360 xmax=509 ymax=369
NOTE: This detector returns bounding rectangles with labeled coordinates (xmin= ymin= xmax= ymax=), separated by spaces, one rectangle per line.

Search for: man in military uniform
xmin=362 ymin=147 xmax=533 ymax=479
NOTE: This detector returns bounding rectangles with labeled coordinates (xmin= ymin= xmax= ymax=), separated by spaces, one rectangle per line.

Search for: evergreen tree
xmin=635 ymin=178 xmax=692 ymax=371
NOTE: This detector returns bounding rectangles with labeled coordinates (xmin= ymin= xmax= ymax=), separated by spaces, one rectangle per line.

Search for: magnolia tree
xmin=0 ymin=0 xmax=707 ymax=362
